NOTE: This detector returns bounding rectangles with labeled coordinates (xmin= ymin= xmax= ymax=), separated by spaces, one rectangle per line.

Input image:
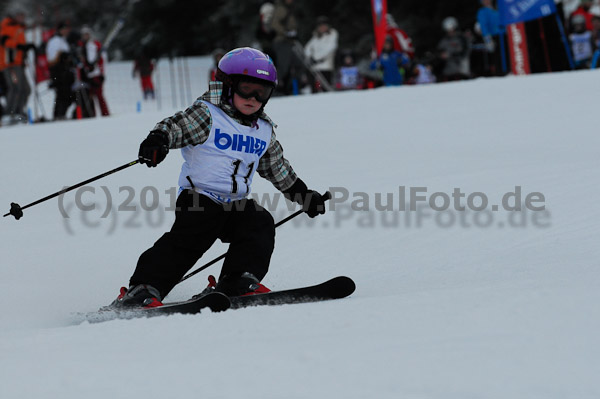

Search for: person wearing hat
xmin=370 ymin=35 xmax=411 ymax=86
xmin=569 ymin=13 xmax=594 ymax=68
xmin=46 ymin=22 xmax=75 ymax=120
xmin=132 ymin=47 xmax=156 ymax=100
xmin=270 ymin=0 xmax=300 ymax=94
xmin=476 ymin=0 xmax=506 ymax=76
xmin=0 ymin=6 xmax=34 ymax=124
xmin=570 ymin=0 xmax=595 ymax=31
xmin=79 ymin=26 xmax=110 ymax=116
xmin=304 ymin=16 xmax=338 ymax=92
xmin=107 ymin=47 xmax=327 ymax=308
xmin=257 ymin=2 xmax=276 ymax=55
xmin=437 ymin=17 xmax=472 ymax=81
xmin=208 ymin=48 xmax=225 ymax=82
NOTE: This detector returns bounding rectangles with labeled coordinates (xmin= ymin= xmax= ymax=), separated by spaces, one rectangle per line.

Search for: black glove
xmin=138 ymin=131 xmax=169 ymax=167
xmin=283 ymin=179 xmax=326 ymax=218
xmin=302 ymin=190 xmax=326 ymax=218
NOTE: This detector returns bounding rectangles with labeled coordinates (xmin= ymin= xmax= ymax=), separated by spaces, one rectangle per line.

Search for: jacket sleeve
xmin=396 ymin=52 xmax=410 ymax=67
xmin=477 ymin=9 xmax=492 ymax=37
xmin=304 ymin=37 xmax=316 ymax=59
xmin=152 ymin=100 xmax=212 ymax=149
xmin=257 ymin=128 xmax=298 ymax=192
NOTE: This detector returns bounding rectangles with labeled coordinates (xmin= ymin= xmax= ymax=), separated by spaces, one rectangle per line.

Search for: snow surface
xmin=1 ymin=64 xmax=599 ymax=398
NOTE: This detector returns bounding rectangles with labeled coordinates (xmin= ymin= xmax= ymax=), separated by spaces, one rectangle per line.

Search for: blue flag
xmin=497 ymin=0 xmax=556 ymax=25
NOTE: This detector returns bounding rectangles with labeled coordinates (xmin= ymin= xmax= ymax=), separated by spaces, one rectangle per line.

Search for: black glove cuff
xmin=283 ymin=178 xmax=309 ymax=205
xmin=148 ymin=130 xmax=170 ymax=147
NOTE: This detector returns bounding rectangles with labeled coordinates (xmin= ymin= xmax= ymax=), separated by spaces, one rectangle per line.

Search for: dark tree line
xmin=1 ymin=0 xmax=482 ymax=60
xmin=111 ymin=0 xmax=482 ymax=60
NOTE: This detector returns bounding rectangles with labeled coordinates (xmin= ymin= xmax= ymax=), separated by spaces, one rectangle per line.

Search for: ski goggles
xmin=234 ymin=80 xmax=274 ymax=103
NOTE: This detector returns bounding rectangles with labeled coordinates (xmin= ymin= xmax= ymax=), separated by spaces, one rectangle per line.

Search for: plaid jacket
xmin=152 ymin=81 xmax=297 ymax=192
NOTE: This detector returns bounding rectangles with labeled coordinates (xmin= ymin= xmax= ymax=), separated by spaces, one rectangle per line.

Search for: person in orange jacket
xmin=0 ymin=6 xmax=34 ymax=124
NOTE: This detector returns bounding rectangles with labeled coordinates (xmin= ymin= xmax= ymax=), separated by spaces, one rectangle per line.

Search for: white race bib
xmin=178 ymin=102 xmax=272 ymax=202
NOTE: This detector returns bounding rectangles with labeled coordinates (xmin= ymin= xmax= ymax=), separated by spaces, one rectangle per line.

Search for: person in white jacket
xmin=304 ymin=16 xmax=338 ymax=92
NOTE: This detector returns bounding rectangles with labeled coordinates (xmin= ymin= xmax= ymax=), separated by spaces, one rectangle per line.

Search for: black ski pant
xmin=3 ymin=66 xmax=31 ymax=116
xmin=130 ymin=190 xmax=275 ymax=299
xmin=49 ymin=64 xmax=75 ymax=120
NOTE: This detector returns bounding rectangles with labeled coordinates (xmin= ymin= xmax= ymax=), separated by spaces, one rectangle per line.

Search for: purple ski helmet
xmin=216 ymin=47 xmax=278 ymax=87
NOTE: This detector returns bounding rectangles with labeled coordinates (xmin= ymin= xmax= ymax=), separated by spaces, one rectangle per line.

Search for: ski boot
xmin=215 ymin=272 xmax=271 ymax=297
xmin=107 ymin=284 xmax=163 ymax=309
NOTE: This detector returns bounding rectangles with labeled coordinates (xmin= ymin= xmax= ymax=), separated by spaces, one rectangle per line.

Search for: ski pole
xmin=4 ymin=160 xmax=139 ymax=220
xmin=179 ymin=191 xmax=332 ymax=283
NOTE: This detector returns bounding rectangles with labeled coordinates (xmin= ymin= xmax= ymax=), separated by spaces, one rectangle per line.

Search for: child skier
xmin=370 ymin=36 xmax=411 ymax=86
xmin=111 ymin=47 xmax=326 ymax=308
xmin=570 ymin=14 xmax=594 ymax=69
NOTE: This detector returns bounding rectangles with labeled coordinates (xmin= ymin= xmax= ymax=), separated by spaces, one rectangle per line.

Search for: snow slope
xmin=1 ymin=68 xmax=599 ymax=398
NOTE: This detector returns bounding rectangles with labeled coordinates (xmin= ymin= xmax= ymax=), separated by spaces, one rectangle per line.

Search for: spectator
xmin=385 ymin=14 xmax=415 ymax=59
xmin=46 ymin=22 xmax=75 ymax=120
xmin=592 ymin=8 xmax=600 ymax=68
xmin=412 ymin=63 xmax=436 ymax=84
xmin=354 ymin=37 xmax=383 ymax=89
xmin=336 ymin=50 xmax=363 ymax=90
xmin=133 ymin=50 xmax=155 ymax=100
xmin=0 ymin=6 xmax=33 ymax=124
xmin=209 ymin=48 xmax=225 ymax=82
xmin=470 ymin=22 xmax=490 ymax=77
xmin=409 ymin=53 xmax=437 ymax=85
xmin=476 ymin=0 xmax=507 ymax=76
xmin=370 ymin=36 xmax=411 ymax=86
xmin=271 ymin=0 xmax=301 ymax=94
xmin=591 ymin=5 xmax=600 ymax=47
xmin=0 ymin=72 xmax=6 ymax=124
xmin=257 ymin=2 xmax=276 ymax=55
xmin=304 ymin=16 xmax=338 ymax=92
xmin=437 ymin=17 xmax=472 ymax=81
xmin=79 ymin=26 xmax=109 ymax=116
xmin=569 ymin=14 xmax=594 ymax=68
xmin=570 ymin=0 xmax=594 ymax=31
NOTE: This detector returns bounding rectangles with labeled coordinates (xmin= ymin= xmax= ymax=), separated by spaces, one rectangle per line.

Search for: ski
xmin=85 ymin=291 xmax=230 ymax=323
xmin=229 ymin=276 xmax=355 ymax=309
xmin=82 ymin=277 xmax=354 ymax=323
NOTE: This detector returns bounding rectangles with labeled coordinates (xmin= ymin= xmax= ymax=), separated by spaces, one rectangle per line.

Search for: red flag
xmin=371 ymin=0 xmax=388 ymax=55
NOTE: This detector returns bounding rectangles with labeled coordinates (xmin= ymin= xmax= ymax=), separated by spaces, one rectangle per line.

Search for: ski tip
xmin=329 ymin=276 xmax=356 ymax=299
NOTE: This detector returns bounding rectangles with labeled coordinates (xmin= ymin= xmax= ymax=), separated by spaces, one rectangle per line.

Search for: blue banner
xmin=497 ymin=0 xmax=556 ymax=25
